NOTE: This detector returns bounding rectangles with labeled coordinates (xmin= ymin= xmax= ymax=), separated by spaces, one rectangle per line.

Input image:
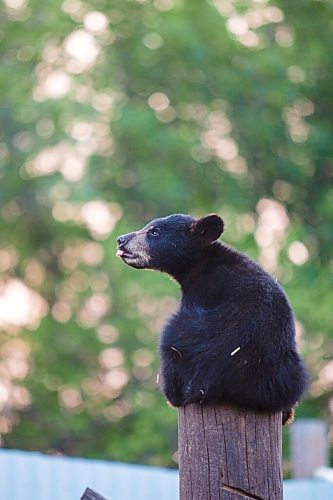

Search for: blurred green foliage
xmin=0 ymin=0 xmax=332 ymax=469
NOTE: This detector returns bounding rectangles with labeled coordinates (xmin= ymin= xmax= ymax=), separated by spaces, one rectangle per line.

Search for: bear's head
xmin=116 ymin=214 xmax=224 ymax=275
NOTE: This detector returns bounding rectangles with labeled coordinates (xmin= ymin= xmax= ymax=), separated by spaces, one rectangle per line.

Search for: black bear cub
xmin=117 ymin=214 xmax=309 ymax=424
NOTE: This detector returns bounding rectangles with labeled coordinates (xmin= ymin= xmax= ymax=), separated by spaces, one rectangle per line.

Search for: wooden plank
xmin=81 ymin=487 xmax=109 ymax=500
xmin=178 ymin=404 xmax=283 ymax=500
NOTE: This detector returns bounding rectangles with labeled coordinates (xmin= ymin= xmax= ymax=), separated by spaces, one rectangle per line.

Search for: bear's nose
xmin=117 ymin=234 xmax=129 ymax=247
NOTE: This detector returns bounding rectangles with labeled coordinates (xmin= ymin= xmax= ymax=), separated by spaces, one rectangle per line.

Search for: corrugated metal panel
xmin=0 ymin=449 xmax=178 ymax=500
xmin=1 ymin=449 xmax=333 ymax=499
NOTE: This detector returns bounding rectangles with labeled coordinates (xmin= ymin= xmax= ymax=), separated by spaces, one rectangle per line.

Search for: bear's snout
xmin=116 ymin=230 xmax=151 ymax=269
xmin=116 ymin=232 xmax=136 ymax=258
xmin=117 ymin=234 xmax=130 ymax=247
xmin=117 ymin=231 xmax=138 ymax=249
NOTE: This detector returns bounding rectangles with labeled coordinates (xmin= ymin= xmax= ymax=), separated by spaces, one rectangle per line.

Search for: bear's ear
xmin=190 ymin=214 xmax=224 ymax=245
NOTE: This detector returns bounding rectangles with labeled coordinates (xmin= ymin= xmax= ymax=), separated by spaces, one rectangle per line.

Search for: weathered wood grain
xmin=178 ymin=404 xmax=283 ymax=500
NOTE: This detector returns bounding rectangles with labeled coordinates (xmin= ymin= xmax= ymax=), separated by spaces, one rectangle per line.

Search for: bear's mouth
xmin=116 ymin=247 xmax=148 ymax=270
xmin=116 ymin=248 xmax=136 ymax=260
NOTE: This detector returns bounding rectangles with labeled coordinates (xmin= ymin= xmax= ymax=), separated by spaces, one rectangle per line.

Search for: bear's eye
xmin=148 ymin=227 xmax=160 ymax=237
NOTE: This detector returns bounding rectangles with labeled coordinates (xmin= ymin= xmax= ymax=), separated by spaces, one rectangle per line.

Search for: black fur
xmin=117 ymin=214 xmax=309 ymax=420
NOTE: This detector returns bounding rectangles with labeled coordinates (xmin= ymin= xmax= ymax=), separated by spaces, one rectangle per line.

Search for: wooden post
xmin=178 ymin=404 xmax=283 ymax=500
xmin=81 ymin=488 xmax=108 ymax=500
